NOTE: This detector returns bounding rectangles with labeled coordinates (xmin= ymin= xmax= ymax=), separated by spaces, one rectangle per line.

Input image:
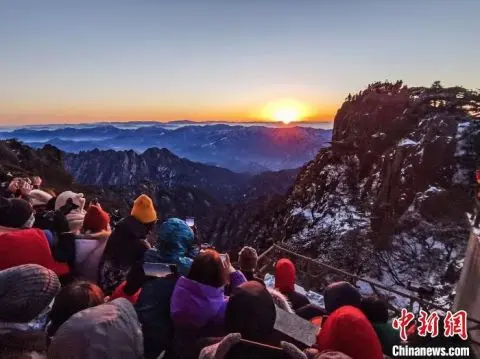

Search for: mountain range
xmin=0 ymin=123 xmax=332 ymax=173
xmin=1 ymin=81 xmax=478 ymax=309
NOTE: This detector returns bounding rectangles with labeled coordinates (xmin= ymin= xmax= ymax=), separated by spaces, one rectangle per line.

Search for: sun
xmin=273 ymin=107 xmax=299 ymax=124
xmin=260 ymin=99 xmax=309 ymax=124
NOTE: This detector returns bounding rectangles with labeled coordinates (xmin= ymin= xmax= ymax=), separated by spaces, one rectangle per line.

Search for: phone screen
xmin=186 ymin=217 xmax=195 ymax=227
xmin=143 ymin=262 xmax=177 ymax=278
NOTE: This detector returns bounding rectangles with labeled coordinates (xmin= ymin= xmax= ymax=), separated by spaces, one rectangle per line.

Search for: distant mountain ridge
xmin=63 ymin=147 xmax=299 ymax=203
xmin=0 ymin=123 xmax=331 ymax=173
xmin=0 ymin=139 xmax=299 ymax=221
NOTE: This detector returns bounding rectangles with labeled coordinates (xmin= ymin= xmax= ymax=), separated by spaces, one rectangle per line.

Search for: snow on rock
xmin=398 ymin=138 xmax=419 ymax=147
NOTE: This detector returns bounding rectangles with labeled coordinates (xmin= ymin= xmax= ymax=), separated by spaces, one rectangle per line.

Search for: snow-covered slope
xmin=206 ymin=82 xmax=480 ymax=307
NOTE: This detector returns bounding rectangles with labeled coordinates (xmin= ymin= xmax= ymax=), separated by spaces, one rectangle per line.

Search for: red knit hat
xmin=316 ymin=306 xmax=384 ymax=359
xmin=275 ymin=258 xmax=296 ymax=294
xmin=82 ymin=204 xmax=110 ymax=233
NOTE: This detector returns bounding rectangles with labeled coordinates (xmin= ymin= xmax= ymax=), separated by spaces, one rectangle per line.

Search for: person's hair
xmin=47 ymin=281 xmax=104 ymax=337
xmin=360 ymin=295 xmax=389 ymax=323
xmin=187 ymin=249 xmax=225 ymax=288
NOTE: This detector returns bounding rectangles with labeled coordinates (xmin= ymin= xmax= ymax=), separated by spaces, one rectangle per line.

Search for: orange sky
xmin=0 ymin=97 xmax=338 ymax=125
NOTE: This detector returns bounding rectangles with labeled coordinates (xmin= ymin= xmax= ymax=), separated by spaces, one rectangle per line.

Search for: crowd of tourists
xmin=0 ymin=176 xmax=472 ymax=358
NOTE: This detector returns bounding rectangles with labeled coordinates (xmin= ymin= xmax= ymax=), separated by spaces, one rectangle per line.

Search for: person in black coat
xmin=199 ymin=282 xmax=307 ymax=359
xmin=99 ymin=195 xmax=157 ymax=294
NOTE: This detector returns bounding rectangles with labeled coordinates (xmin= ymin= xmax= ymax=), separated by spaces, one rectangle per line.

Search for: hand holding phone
xmin=220 ymin=253 xmax=235 ymax=274
xmin=186 ymin=217 xmax=195 ymax=227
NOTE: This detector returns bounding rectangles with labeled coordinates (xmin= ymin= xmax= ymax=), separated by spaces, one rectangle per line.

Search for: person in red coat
xmin=0 ymin=197 xmax=70 ymax=277
xmin=316 ymin=305 xmax=384 ymax=359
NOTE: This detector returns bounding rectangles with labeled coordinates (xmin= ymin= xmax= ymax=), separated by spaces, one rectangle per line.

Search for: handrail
xmin=258 ymin=244 xmax=480 ymax=325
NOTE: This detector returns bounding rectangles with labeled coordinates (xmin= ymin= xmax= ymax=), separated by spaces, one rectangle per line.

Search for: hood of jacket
xmin=146 ymin=218 xmax=195 ymax=276
xmin=48 ymin=298 xmax=143 ymax=359
xmin=268 ymin=288 xmax=294 ymax=314
xmin=170 ymin=276 xmax=226 ymax=329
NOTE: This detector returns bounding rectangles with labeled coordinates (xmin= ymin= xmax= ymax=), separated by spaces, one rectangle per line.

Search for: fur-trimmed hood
xmin=268 ymin=288 xmax=294 ymax=314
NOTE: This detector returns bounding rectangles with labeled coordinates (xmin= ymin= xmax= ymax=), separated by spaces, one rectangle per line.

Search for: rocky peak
xmin=205 ymin=82 xmax=480 ymax=308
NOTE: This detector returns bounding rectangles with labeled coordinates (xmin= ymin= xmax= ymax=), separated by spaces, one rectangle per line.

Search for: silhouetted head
xmin=360 ymin=296 xmax=389 ymax=323
xmin=48 ymin=281 xmax=105 ymax=337
xmin=187 ymin=249 xmax=225 ymax=288
xmin=324 ymin=281 xmax=361 ymax=314
xmin=226 ymin=281 xmax=276 ymax=341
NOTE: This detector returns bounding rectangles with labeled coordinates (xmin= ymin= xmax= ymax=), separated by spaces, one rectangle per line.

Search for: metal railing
xmin=257 ymin=243 xmax=480 ymax=328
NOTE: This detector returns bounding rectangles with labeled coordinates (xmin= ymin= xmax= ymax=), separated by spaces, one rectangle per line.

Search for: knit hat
xmin=238 ymin=246 xmax=258 ymax=272
xmin=55 ymin=191 xmax=86 ymax=233
xmin=225 ymin=281 xmax=276 ymax=342
xmin=48 ymin=298 xmax=144 ymax=359
xmin=27 ymin=189 xmax=53 ymax=207
xmin=0 ymin=197 xmax=34 ymax=228
xmin=131 ymin=194 xmax=157 ymax=224
xmin=275 ymin=258 xmax=296 ymax=294
xmin=0 ymin=264 xmax=60 ymax=323
xmin=316 ymin=306 xmax=383 ymax=359
xmin=324 ymin=281 xmax=361 ymax=314
xmin=83 ymin=204 xmax=110 ymax=233
xmin=55 ymin=191 xmax=86 ymax=212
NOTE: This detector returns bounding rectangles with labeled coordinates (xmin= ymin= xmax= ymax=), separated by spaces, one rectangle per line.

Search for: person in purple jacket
xmin=170 ymin=249 xmax=246 ymax=359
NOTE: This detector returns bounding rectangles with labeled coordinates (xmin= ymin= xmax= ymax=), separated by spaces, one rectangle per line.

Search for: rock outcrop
xmin=204 ymin=81 xmax=480 ymax=307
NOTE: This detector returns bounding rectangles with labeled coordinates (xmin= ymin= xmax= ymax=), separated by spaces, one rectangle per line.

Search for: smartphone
xmin=143 ymin=262 xmax=177 ymax=278
xmin=186 ymin=217 xmax=195 ymax=227
xmin=91 ymin=197 xmax=99 ymax=206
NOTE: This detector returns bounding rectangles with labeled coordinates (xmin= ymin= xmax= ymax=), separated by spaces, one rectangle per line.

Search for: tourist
xmin=323 ymin=282 xmax=361 ymax=314
xmin=360 ymin=296 xmax=399 ymax=356
xmin=315 ymin=306 xmax=383 ymax=359
xmin=275 ymin=258 xmax=310 ymax=311
xmin=54 ymin=191 xmax=86 ymax=234
xmin=170 ymin=249 xmax=246 ymax=358
xmin=0 ymin=264 xmax=60 ymax=358
xmin=200 ymin=281 xmax=306 ymax=359
xmin=0 ymin=197 xmax=71 ymax=276
xmin=99 ymin=194 xmax=157 ymax=294
xmin=238 ymin=246 xmax=262 ymax=282
xmin=74 ymin=202 xmax=111 ymax=282
xmin=47 ymin=281 xmax=105 ymax=339
xmin=48 ymin=298 xmax=144 ymax=359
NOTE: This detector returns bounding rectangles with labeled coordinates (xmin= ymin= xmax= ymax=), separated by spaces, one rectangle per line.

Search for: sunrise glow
xmin=261 ymin=99 xmax=311 ymax=124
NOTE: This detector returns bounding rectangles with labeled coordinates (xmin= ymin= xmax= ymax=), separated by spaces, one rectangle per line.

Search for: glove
xmin=199 ymin=333 xmax=242 ymax=359
xmin=281 ymin=341 xmax=308 ymax=359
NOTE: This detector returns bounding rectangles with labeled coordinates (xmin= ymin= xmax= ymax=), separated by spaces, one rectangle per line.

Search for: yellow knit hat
xmin=131 ymin=194 xmax=157 ymax=224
